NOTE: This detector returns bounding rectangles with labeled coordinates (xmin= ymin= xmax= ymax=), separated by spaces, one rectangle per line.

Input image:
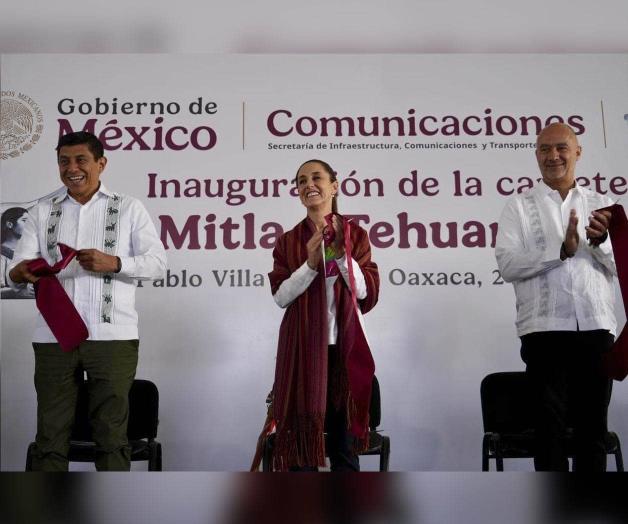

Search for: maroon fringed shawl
xmin=267 ymin=216 xmax=379 ymax=471
xmin=597 ymin=203 xmax=628 ymax=380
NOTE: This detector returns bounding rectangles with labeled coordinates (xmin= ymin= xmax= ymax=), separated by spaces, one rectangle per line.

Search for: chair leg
xmin=493 ymin=438 xmax=504 ymax=471
xmin=25 ymin=442 xmax=36 ymax=472
xmin=262 ymin=436 xmax=274 ymax=472
xmin=148 ymin=441 xmax=162 ymax=471
xmin=614 ymin=440 xmax=624 ymax=472
xmin=156 ymin=443 xmax=163 ymax=471
xmin=482 ymin=436 xmax=490 ymax=471
xmin=379 ymin=436 xmax=390 ymax=472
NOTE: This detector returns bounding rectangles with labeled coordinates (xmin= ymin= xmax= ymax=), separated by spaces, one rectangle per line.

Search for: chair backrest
xmin=71 ymin=378 xmax=159 ymax=441
xmin=369 ymin=375 xmax=381 ymax=430
xmin=480 ymin=371 xmax=534 ymax=433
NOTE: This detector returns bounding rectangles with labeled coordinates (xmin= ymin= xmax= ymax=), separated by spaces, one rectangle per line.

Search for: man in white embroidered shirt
xmin=495 ymin=123 xmax=616 ymax=471
xmin=8 ymin=131 xmax=166 ymax=471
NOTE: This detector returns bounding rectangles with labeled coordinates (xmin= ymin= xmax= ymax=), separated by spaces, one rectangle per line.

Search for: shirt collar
xmin=535 ymin=180 xmax=583 ymax=198
xmin=52 ymin=183 xmax=113 ymax=204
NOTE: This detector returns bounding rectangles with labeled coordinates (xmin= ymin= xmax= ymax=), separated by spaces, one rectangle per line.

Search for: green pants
xmin=31 ymin=339 xmax=139 ymax=471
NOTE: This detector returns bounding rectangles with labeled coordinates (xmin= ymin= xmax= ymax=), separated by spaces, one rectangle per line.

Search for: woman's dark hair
xmin=1 ymin=207 xmax=27 ymax=243
xmin=56 ymin=131 xmax=104 ymax=160
xmin=295 ymin=159 xmax=339 ymax=214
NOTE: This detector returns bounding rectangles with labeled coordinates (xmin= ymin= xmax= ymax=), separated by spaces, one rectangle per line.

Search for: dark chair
xmin=262 ymin=376 xmax=391 ymax=471
xmin=26 ymin=377 xmax=162 ymax=471
xmin=481 ymin=371 xmax=623 ymax=471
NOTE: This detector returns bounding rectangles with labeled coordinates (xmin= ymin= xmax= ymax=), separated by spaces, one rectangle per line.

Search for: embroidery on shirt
xmin=46 ymin=199 xmax=63 ymax=262
xmin=584 ymin=192 xmax=614 ymax=292
xmin=523 ymin=194 xmax=551 ymax=318
xmin=524 ymin=194 xmax=546 ymax=251
xmin=100 ymin=193 xmax=122 ymax=324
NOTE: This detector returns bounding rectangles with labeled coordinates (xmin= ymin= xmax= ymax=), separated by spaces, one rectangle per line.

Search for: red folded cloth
xmin=596 ymin=204 xmax=628 ymax=380
xmin=27 ymin=243 xmax=88 ymax=352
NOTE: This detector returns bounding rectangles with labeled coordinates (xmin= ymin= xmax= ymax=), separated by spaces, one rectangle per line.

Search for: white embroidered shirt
xmin=495 ymin=181 xmax=616 ymax=337
xmin=9 ymin=184 xmax=166 ymax=341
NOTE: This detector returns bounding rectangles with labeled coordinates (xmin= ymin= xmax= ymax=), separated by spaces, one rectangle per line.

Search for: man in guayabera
xmin=9 ymin=131 xmax=166 ymax=471
xmin=495 ymin=122 xmax=616 ymax=471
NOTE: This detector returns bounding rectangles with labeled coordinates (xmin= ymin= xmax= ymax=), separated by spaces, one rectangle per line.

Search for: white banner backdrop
xmin=2 ymin=54 xmax=628 ymax=470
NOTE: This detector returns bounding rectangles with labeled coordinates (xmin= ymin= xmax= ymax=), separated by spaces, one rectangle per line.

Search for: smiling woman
xmin=295 ymin=160 xmax=339 ymax=216
xmin=258 ymin=159 xmax=380 ymax=472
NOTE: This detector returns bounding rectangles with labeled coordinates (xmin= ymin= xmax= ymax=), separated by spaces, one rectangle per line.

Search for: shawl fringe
xmin=273 ymin=414 xmax=326 ymax=471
